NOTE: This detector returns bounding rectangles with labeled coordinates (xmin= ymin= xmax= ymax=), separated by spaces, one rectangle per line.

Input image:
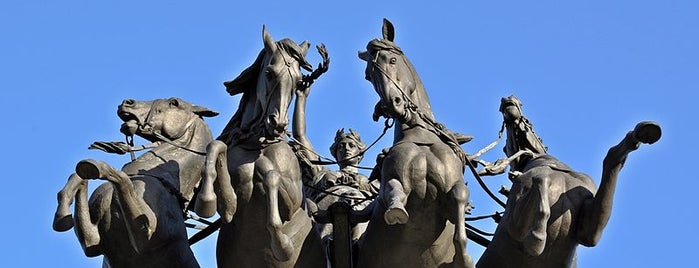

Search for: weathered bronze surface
xmin=476 ymin=96 xmax=661 ymax=268
xmin=355 ymin=19 xmax=475 ymax=268
xmin=54 ymin=19 xmax=662 ymax=268
xmin=54 ymin=98 xmax=218 ymax=268
xmin=194 ymin=26 xmax=327 ymax=268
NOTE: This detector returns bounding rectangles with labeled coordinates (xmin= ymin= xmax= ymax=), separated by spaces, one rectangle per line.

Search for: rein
xmin=368 ymin=51 xmax=467 ymax=163
xmin=133 ymin=116 xmax=208 ymax=156
xmin=286 ymin=117 xmax=394 ymax=171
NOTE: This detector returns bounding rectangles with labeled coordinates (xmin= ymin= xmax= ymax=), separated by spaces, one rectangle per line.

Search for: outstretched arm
xmin=292 ymin=84 xmax=320 ymax=165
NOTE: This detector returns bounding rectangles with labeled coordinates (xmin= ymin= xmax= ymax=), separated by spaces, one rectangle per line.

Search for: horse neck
xmin=393 ymin=59 xmax=438 ymax=138
xmin=130 ymin=118 xmax=212 ymax=199
xmin=504 ymin=118 xmax=547 ymax=171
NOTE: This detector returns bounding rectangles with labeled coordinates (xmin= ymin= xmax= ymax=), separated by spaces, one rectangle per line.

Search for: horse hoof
xmin=53 ymin=214 xmax=74 ymax=232
xmin=76 ymin=159 xmax=109 ymax=179
xmin=194 ymin=197 xmax=217 ymax=218
xmin=633 ymin=121 xmax=661 ymax=144
xmin=384 ymin=206 xmax=409 ymax=225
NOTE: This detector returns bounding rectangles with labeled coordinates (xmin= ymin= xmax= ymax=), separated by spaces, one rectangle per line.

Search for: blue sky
xmin=1 ymin=1 xmax=694 ymax=267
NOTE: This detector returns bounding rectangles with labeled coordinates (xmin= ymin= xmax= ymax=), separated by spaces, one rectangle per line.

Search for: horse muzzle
xmin=265 ymin=114 xmax=289 ymax=139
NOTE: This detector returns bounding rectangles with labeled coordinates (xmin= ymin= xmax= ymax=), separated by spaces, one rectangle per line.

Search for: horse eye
xmin=389 ymin=58 xmax=397 ymax=64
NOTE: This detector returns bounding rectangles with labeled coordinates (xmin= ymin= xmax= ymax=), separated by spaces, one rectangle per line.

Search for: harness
xmin=122 ymin=109 xmax=208 ymax=214
xmin=367 ymin=49 xmax=468 ymax=164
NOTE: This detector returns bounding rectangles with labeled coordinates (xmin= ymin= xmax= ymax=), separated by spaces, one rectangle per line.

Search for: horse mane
xmin=504 ymin=115 xmax=548 ymax=159
xmin=218 ymin=39 xmax=311 ymax=144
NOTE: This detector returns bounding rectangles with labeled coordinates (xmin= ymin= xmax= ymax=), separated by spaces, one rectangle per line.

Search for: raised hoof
xmin=384 ymin=205 xmax=409 ymax=225
xmin=53 ymin=213 xmax=74 ymax=232
xmin=76 ymin=159 xmax=109 ymax=179
xmin=633 ymin=121 xmax=661 ymax=144
xmin=270 ymin=234 xmax=294 ymax=262
xmin=193 ymin=196 xmax=217 ymax=218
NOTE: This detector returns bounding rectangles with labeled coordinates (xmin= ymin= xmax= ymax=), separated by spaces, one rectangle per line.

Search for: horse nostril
xmin=122 ymin=99 xmax=135 ymax=107
xmin=393 ymin=97 xmax=402 ymax=105
xmin=278 ymin=122 xmax=288 ymax=131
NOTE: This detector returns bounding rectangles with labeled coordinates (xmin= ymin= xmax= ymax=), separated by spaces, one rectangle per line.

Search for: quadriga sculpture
xmin=356 ymin=19 xmax=475 ymax=268
xmin=476 ymin=96 xmax=661 ymax=267
xmin=53 ymin=97 xmax=218 ymax=268
xmin=194 ymin=26 xmax=327 ymax=268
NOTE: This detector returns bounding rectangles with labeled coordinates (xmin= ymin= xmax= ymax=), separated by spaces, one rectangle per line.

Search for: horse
xmin=355 ymin=19 xmax=475 ymax=268
xmin=193 ymin=26 xmax=327 ymax=268
xmin=476 ymin=96 xmax=661 ymax=267
xmin=53 ymin=97 xmax=218 ymax=268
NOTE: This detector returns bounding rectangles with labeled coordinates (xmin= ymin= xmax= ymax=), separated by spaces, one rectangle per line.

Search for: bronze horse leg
xmin=195 ymin=140 xmax=237 ymax=223
xmin=75 ymin=159 xmax=156 ymax=254
xmin=577 ymin=121 xmax=661 ymax=246
xmin=54 ymin=173 xmax=103 ymax=256
xmin=73 ymin=177 xmax=103 ymax=257
xmin=509 ymin=174 xmax=551 ymax=256
xmin=448 ymin=182 xmax=475 ymax=268
xmin=382 ymin=143 xmax=422 ymax=225
xmin=53 ymin=173 xmax=82 ymax=231
xmin=255 ymin=156 xmax=295 ymax=261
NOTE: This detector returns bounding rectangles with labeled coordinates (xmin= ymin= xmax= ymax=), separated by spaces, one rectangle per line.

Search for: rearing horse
xmin=194 ymin=26 xmax=327 ymax=268
xmin=53 ymin=97 xmax=218 ymax=268
xmin=356 ymin=19 xmax=474 ymax=268
xmin=476 ymin=95 xmax=661 ymax=267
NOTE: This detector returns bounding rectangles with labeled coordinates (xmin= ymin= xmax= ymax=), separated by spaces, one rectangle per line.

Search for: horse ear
xmin=191 ymin=105 xmax=219 ymax=118
xmin=382 ymin=18 xmax=395 ymax=42
xmin=358 ymin=50 xmax=372 ymax=62
xmin=262 ymin=25 xmax=277 ymax=54
xmin=299 ymin=41 xmax=310 ymax=57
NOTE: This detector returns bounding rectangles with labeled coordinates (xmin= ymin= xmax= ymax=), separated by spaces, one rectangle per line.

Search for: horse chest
xmin=513 ymin=170 xmax=589 ymax=243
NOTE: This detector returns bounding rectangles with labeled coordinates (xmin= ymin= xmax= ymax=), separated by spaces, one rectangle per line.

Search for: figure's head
xmin=329 ymin=128 xmax=367 ymax=167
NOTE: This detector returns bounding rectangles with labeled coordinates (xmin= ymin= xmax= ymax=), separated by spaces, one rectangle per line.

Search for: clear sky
xmin=1 ymin=1 xmax=694 ymax=267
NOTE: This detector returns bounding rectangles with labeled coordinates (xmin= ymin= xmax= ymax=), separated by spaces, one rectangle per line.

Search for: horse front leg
xmin=76 ymin=159 xmax=155 ymax=254
xmin=381 ymin=147 xmax=420 ymax=225
xmin=578 ymin=121 xmax=661 ymax=246
xmin=195 ymin=140 xmax=237 ymax=223
xmin=54 ymin=173 xmax=83 ymax=232
xmin=262 ymin=169 xmax=294 ymax=261
xmin=73 ymin=178 xmax=102 ymax=257
xmin=447 ymin=182 xmax=475 ymax=268
xmin=509 ymin=175 xmax=551 ymax=256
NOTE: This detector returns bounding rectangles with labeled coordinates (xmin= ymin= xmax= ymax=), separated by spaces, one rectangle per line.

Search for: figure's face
xmin=335 ymin=137 xmax=361 ymax=167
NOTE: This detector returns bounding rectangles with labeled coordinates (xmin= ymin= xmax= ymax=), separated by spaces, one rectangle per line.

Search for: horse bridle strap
xmin=368 ymin=50 xmax=468 ymax=163
xmin=135 ymin=116 xmax=207 ymax=156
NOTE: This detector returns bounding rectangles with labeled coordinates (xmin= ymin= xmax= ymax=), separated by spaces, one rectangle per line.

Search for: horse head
xmin=223 ymin=26 xmax=313 ymax=142
xmin=118 ymin=97 xmax=218 ymax=144
xmin=499 ymin=95 xmax=547 ymax=169
xmin=359 ymin=19 xmax=435 ymax=126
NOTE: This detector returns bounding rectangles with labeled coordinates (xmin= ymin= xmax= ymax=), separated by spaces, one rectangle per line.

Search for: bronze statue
xmin=193 ymin=26 xmax=328 ymax=268
xmin=291 ymin=82 xmax=379 ymax=251
xmin=476 ymin=95 xmax=661 ymax=267
xmin=53 ymin=98 xmax=218 ymax=268
xmin=356 ymin=19 xmax=475 ymax=268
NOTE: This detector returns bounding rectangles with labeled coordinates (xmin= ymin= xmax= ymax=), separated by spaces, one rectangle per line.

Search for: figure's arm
xmin=292 ymin=85 xmax=323 ymax=178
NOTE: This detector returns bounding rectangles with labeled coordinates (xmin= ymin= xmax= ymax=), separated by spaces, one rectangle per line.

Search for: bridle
xmin=128 ymin=106 xmax=207 ymax=157
xmin=366 ymin=49 xmax=469 ymax=164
